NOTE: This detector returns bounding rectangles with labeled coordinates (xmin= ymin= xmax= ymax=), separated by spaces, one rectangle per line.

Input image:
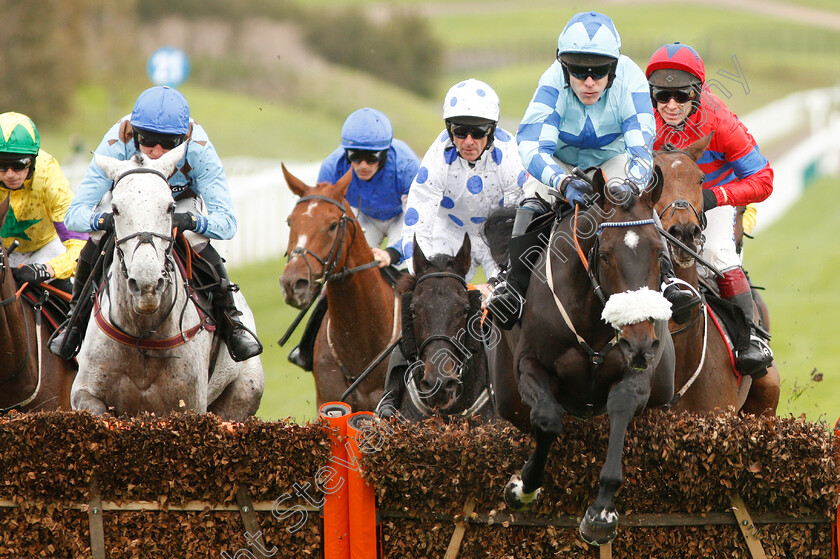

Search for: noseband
xmin=287 ymin=195 xmax=378 ymax=284
xmin=657 ymin=198 xmax=707 ymax=231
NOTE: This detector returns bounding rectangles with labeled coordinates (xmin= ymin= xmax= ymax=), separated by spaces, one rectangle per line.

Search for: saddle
xmin=697 ymin=277 xmax=770 ymax=376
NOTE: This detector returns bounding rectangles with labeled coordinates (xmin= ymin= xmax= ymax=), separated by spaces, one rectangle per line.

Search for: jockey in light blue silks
xmin=287 ymin=108 xmax=421 ymax=371
xmin=485 ymin=11 xmax=701 ymax=329
xmin=376 ymin=78 xmax=532 ymax=419
xmin=51 ymin=86 xmax=263 ymax=363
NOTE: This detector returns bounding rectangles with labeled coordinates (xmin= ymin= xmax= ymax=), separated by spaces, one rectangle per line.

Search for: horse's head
xmin=95 ymin=143 xmax=186 ymax=314
xmin=280 ymin=164 xmax=356 ymax=308
xmin=654 ymin=134 xmax=712 ymax=268
xmin=402 ymin=234 xmax=476 ymax=411
xmin=592 ymin=171 xmax=672 ymax=370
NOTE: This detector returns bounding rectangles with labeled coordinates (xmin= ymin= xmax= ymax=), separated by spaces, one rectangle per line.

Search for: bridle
xmin=586 ymin=217 xmax=658 ymax=305
xmin=287 ymin=194 xmax=379 ymax=285
xmin=657 ymin=198 xmax=707 ymax=233
xmin=411 ymin=271 xmax=471 ymax=360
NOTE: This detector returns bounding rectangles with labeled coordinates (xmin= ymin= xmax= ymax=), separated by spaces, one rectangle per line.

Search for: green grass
xmin=744 ymin=175 xmax=840 ymax=423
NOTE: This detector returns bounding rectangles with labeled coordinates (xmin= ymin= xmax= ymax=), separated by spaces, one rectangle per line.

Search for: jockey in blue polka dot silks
xmin=392 ymin=78 xmax=531 ymax=292
xmin=375 ymin=78 xmax=534 ymax=420
xmin=486 ymin=11 xmax=700 ymax=330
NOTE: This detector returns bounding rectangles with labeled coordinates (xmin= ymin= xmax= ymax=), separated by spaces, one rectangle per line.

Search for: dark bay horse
xmin=0 ymin=195 xmax=76 ymax=412
xmin=394 ymin=234 xmax=495 ymax=421
xmin=280 ymin=166 xmax=400 ymax=412
xmin=654 ymin=136 xmax=780 ymax=415
xmin=486 ymin=173 xmax=675 ymax=546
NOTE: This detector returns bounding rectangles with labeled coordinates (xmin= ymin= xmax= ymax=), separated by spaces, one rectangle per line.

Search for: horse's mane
xmin=481 ymin=206 xmax=517 ymax=267
xmin=397 ymin=253 xmax=462 ymax=294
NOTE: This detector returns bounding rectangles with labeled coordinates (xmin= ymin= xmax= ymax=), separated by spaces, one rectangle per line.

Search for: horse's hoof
xmin=503 ymin=474 xmax=541 ymax=511
xmin=579 ymin=506 xmax=618 ymax=546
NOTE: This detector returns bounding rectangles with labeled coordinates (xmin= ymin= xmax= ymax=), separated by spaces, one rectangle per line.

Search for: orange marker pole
xmin=319 ymin=402 xmax=352 ymax=559
xmin=346 ymin=412 xmax=382 ymax=559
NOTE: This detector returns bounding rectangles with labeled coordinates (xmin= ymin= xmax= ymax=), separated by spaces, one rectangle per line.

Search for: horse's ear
xmin=684 ymin=133 xmax=713 ymax=162
xmin=411 ymin=234 xmax=430 ymax=275
xmin=151 ymin=142 xmax=188 ymax=178
xmin=281 ymin=163 xmax=310 ymax=197
xmin=94 ymin=152 xmax=134 ymax=181
xmin=592 ymin=169 xmax=607 ymax=210
xmin=0 ymin=194 xmax=9 ymax=231
xmin=643 ymin=164 xmax=665 ymax=207
xmin=333 ymin=168 xmax=353 ymax=199
xmin=454 ymin=233 xmax=471 ymax=277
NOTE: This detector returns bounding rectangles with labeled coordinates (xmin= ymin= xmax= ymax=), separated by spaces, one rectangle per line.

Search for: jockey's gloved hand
xmin=172 ymin=212 xmax=198 ymax=232
xmin=702 ymin=189 xmax=718 ymax=212
xmin=560 ymin=176 xmax=594 ymax=208
xmin=93 ymin=212 xmax=115 ymax=233
xmin=13 ymin=263 xmax=52 ymax=285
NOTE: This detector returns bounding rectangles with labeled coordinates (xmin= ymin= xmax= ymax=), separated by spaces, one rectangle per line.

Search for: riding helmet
xmin=340 ymin=108 xmax=393 ymax=152
xmin=0 ymin=112 xmax=40 ymax=156
xmin=130 ymin=86 xmax=191 ymax=135
xmin=646 ymin=42 xmax=705 ymax=88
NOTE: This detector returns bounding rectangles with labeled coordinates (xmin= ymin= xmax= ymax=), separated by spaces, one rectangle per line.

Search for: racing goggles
xmin=0 ymin=157 xmax=33 ymax=172
xmin=449 ymin=123 xmax=494 ymax=140
xmin=561 ymin=61 xmax=613 ymax=81
xmin=652 ymin=86 xmax=697 ymax=104
xmin=135 ymin=130 xmax=186 ymax=150
xmin=346 ymin=149 xmax=386 ymax=165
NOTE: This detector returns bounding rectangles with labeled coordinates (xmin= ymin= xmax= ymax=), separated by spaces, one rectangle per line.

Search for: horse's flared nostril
xmin=418 ymin=378 xmax=440 ymax=397
xmin=156 ymin=278 xmax=166 ymax=294
xmin=128 ymin=278 xmax=139 ymax=296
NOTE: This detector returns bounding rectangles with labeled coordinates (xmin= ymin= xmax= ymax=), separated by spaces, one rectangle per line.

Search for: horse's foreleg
xmin=580 ymin=369 xmax=650 ymax=546
xmin=504 ymin=355 xmax=562 ymax=511
xmin=71 ymin=388 xmax=108 ymax=415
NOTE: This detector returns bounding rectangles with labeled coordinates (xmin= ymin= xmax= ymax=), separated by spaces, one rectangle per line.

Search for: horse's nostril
xmin=156 ymin=278 xmax=165 ymax=293
xmin=128 ymin=278 xmax=138 ymax=294
xmin=294 ymin=279 xmax=309 ymax=294
xmin=443 ymin=378 xmax=459 ymax=394
xmin=418 ymin=378 xmax=439 ymax=397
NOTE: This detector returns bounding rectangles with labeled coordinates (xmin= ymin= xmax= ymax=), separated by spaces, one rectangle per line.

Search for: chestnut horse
xmin=654 ymin=136 xmax=779 ymax=415
xmin=280 ymin=166 xmax=400 ymax=412
xmin=485 ymin=174 xmax=675 ymax=546
xmin=0 ymin=195 xmax=76 ymax=412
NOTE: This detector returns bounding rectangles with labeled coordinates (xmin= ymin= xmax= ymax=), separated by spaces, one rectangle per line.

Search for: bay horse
xmin=280 ymin=166 xmax=400 ymax=412
xmin=71 ymin=145 xmax=264 ymax=419
xmin=654 ymin=136 xmax=780 ymax=415
xmin=485 ymin=173 xmax=675 ymax=546
xmin=0 ymin=195 xmax=77 ymax=412
xmin=394 ymin=233 xmax=495 ymax=421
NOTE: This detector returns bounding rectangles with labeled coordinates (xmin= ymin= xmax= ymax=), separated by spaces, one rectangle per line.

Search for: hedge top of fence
xmin=0 ymin=410 xmax=836 ymax=521
xmin=359 ymin=411 xmax=840 ymax=518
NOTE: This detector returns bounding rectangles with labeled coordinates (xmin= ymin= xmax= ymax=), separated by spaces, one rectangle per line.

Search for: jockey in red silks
xmin=647 ymin=42 xmax=774 ymax=378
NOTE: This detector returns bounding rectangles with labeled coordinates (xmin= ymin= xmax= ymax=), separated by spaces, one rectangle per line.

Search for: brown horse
xmin=280 ymin=166 xmax=400 ymax=412
xmin=485 ymin=173 xmax=675 ymax=546
xmin=0 ymin=195 xmax=76 ymax=412
xmin=654 ymin=136 xmax=779 ymax=415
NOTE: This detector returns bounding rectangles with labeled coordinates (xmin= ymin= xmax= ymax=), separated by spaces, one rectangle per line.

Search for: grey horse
xmin=70 ymin=146 xmax=263 ymax=419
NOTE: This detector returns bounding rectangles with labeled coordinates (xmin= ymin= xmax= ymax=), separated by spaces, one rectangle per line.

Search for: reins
xmin=278 ymin=193 xmax=381 ymax=347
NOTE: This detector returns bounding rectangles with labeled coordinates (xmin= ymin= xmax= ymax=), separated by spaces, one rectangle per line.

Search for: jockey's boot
xmin=721 ymin=268 xmax=773 ymax=378
xmin=485 ymin=198 xmax=550 ymax=330
xmin=375 ymin=345 xmax=409 ymax=420
xmin=660 ymin=254 xmax=701 ymax=325
xmin=201 ymin=245 xmax=263 ymax=362
xmin=48 ymin=239 xmax=97 ymax=359
xmin=287 ymin=294 xmax=328 ymax=371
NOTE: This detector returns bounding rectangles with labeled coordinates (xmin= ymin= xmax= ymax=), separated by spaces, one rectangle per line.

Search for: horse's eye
xmin=328 ymin=221 xmax=339 ymax=232
xmin=112 ymin=207 xmax=120 ymax=216
xmin=598 ymin=251 xmax=610 ymax=264
xmin=167 ymin=203 xmax=176 ymax=214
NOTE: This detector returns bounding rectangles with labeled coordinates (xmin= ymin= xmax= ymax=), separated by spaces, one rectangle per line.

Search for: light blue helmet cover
xmin=340 ymin=108 xmax=393 ymax=151
xmin=557 ymin=11 xmax=621 ymax=60
xmin=130 ymin=86 xmax=191 ymax=135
